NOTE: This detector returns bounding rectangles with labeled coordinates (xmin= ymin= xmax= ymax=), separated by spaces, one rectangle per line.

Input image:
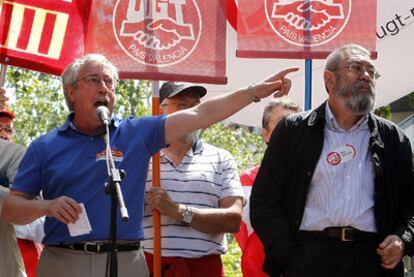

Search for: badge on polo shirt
xmin=326 ymin=144 xmax=356 ymax=166
xmin=96 ymin=148 xmax=124 ymax=162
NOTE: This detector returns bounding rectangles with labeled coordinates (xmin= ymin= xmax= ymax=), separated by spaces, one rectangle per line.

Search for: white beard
xmin=335 ymin=76 xmax=376 ymax=115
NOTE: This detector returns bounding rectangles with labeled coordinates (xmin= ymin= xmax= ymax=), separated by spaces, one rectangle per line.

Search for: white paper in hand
xmin=67 ymin=203 xmax=92 ymax=237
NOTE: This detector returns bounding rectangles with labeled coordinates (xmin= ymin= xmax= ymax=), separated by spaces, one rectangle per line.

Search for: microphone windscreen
xmin=96 ymin=105 xmax=110 ymax=125
xmin=96 ymin=105 xmax=109 ymax=117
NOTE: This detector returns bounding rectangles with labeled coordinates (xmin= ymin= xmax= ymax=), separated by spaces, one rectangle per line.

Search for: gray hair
xmin=61 ymin=54 xmax=119 ymax=111
xmin=325 ymin=44 xmax=371 ymax=71
xmin=262 ymin=97 xmax=301 ymax=129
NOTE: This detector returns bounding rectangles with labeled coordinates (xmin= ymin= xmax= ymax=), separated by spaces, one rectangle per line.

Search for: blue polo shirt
xmin=12 ymin=114 xmax=166 ymax=245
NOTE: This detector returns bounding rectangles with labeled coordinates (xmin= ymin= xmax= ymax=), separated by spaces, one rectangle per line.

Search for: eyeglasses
xmin=76 ymin=75 xmax=117 ymax=90
xmin=333 ymin=62 xmax=381 ymax=80
xmin=160 ymin=101 xmax=200 ymax=110
xmin=0 ymin=126 xmax=15 ymax=135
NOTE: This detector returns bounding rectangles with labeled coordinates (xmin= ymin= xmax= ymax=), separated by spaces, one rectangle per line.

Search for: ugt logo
xmin=265 ymin=0 xmax=351 ymax=47
xmin=113 ymin=0 xmax=202 ymax=67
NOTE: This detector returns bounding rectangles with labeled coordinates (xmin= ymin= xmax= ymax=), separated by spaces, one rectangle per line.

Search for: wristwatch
xmin=181 ymin=205 xmax=193 ymax=225
xmin=247 ymin=85 xmax=261 ymax=103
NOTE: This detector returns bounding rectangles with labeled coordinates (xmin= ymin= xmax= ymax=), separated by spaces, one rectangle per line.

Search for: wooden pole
xmin=0 ymin=64 xmax=7 ymax=87
xmin=151 ymin=81 xmax=162 ymax=277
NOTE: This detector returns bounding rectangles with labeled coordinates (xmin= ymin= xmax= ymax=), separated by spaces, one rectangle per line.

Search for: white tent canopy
xmin=203 ymin=0 xmax=414 ymax=127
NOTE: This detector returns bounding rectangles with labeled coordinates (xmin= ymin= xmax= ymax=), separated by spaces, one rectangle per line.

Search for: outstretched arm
xmin=164 ymin=67 xmax=299 ymax=144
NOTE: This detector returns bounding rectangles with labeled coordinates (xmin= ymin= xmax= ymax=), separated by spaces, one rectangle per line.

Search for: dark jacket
xmin=250 ymin=102 xmax=414 ymax=276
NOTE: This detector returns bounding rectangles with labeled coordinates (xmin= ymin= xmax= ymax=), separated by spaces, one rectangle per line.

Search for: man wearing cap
xmin=0 ymin=87 xmax=22 ymax=186
xmin=143 ymin=82 xmax=244 ymax=276
xmin=0 ymin=88 xmax=23 ymax=187
xmin=0 ymin=87 xmax=16 ymax=142
xmin=0 ymin=108 xmax=15 ymax=142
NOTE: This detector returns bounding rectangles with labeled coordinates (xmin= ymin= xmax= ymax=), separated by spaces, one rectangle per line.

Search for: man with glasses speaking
xmin=250 ymin=44 xmax=414 ymax=276
xmin=1 ymin=54 xmax=297 ymax=277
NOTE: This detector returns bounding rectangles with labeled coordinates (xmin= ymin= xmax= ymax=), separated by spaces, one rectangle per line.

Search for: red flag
xmin=85 ymin=0 xmax=227 ymax=83
xmin=0 ymin=0 xmax=90 ymax=75
xmin=235 ymin=166 xmax=269 ymax=277
xmin=17 ymin=239 xmax=42 ymax=277
xmin=237 ymin=0 xmax=377 ymax=59
xmin=1 ymin=0 xmax=227 ymax=84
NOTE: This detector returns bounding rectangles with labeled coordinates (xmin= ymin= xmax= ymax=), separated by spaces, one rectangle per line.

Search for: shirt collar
xmin=58 ymin=112 xmax=120 ymax=133
xmin=161 ymin=137 xmax=204 ymax=159
xmin=325 ymin=103 xmax=369 ymax=132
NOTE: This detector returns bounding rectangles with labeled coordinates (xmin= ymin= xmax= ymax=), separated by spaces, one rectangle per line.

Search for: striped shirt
xmin=143 ymin=139 xmax=244 ymax=257
xmin=300 ymin=104 xmax=377 ymax=232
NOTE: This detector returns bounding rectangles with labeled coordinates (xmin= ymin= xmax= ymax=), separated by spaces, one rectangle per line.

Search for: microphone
xmin=96 ymin=105 xmax=111 ymax=126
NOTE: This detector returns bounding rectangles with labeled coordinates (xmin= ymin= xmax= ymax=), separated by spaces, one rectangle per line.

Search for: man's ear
xmin=66 ymin=85 xmax=75 ymax=102
xmin=262 ymin=127 xmax=270 ymax=144
xmin=324 ymin=70 xmax=336 ymax=94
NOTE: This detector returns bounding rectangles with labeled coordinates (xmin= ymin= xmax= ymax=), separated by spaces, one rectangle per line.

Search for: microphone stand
xmin=102 ymin=122 xmax=129 ymax=277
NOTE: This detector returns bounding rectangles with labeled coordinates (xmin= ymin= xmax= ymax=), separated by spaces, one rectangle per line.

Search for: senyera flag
xmin=0 ymin=0 xmax=227 ymax=84
xmin=0 ymin=0 xmax=88 ymax=75
xmin=237 ymin=0 xmax=377 ymax=59
xmin=235 ymin=166 xmax=269 ymax=277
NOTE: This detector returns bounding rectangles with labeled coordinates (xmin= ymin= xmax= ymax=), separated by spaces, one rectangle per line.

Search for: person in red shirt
xmin=236 ymin=97 xmax=301 ymax=277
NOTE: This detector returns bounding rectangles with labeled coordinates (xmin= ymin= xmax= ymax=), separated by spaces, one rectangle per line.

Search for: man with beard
xmin=250 ymin=44 xmax=414 ymax=277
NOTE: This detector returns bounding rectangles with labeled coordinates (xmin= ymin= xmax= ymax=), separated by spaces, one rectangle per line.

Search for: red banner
xmin=237 ymin=0 xmax=377 ymax=59
xmin=0 ymin=0 xmax=227 ymax=84
xmin=87 ymin=0 xmax=227 ymax=83
xmin=0 ymin=0 xmax=89 ymax=75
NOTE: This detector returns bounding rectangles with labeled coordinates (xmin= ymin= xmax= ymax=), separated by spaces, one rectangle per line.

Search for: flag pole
xmin=305 ymin=59 xmax=312 ymax=111
xmin=304 ymin=0 xmax=312 ymax=111
xmin=0 ymin=64 xmax=7 ymax=87
xmin=151 ymin=80 xmax=162 ymax=277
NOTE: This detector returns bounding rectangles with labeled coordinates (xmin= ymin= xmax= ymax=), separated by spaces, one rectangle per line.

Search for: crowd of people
xmin=0 ymin=44 xmax=413 ymax=277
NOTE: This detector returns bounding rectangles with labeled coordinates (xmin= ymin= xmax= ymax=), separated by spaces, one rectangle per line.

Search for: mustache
xmin=355 ymin=80 xmax=374 ymax=91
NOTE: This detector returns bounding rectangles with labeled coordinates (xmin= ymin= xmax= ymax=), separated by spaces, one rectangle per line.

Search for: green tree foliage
xmin=222 ymin=235 xmax=243 ymax=277
xmin=408 ymin=91 xmax=414 ymax=109
xmin=200 ymin=124 xmax=265 ymax=276
xmin=200 ymin=124 xmax=266 ymax=172
xmin=6 ymin=67 xmax=265 ymax=275
xmin=114 ymin=79 xmax=152 ymax=117
xmin=374 ymin=105 xmax=392 ymax=120
xmin=7 ymin=67 xmax=66 ymax=146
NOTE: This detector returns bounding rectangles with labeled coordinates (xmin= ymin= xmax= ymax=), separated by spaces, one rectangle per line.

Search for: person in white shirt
xmin=144 ymin=82 xmax=244 ymax=276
